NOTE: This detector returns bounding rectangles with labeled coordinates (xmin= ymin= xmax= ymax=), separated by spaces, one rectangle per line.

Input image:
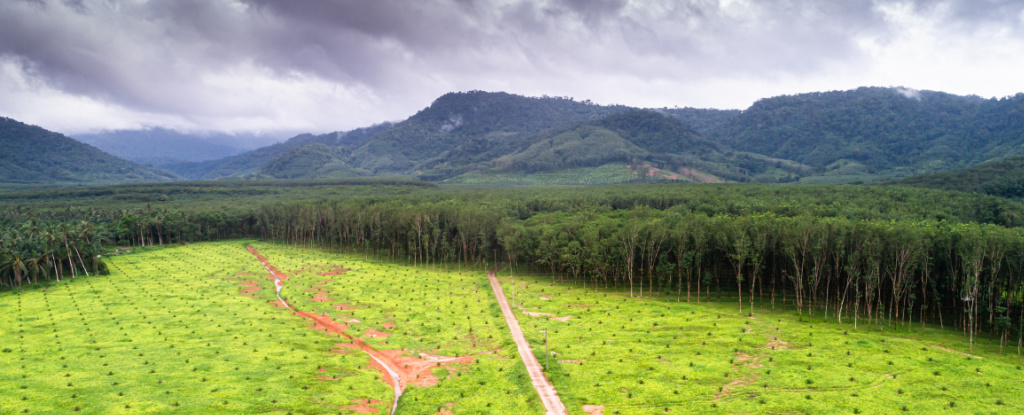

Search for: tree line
xmin=3 ymin=183 xmax=1024 ymax=354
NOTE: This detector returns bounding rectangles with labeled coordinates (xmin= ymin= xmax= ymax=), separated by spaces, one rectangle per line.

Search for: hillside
xmin=710 ymin=87 xmax=1024 ymax=180
xmin=0 ymin=117 xmax=177 ymax=188
xmin=165 ymin=123 xmax=389 ymax=180
xmin=257 ymin=143 xmax=369 ymax=179
xmin=897 ymin=155 xmax=1024 ymax=198
xmin=349 ymin=91 xmax=631 ymax=178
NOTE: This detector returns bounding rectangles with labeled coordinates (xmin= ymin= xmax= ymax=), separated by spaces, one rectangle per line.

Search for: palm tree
xmin=1 ymin=255 xmax=28 ymax=289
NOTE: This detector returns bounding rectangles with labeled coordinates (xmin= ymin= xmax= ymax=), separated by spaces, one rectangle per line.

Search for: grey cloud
xmin=0 ymin=0 xmax=1021 ymax=133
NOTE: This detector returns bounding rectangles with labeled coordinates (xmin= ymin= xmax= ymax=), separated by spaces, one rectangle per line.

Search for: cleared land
xmin=0 ymin=242 xmax=540 ymax=414
xmin=499 ymin=274 xmax=1024 ymax=414
xmin=4 ymin=241 xmax=1024 ymax=414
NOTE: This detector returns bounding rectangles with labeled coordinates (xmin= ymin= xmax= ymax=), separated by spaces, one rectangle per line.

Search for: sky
xmin=1 ymin=0 xmax=1023 ymax=138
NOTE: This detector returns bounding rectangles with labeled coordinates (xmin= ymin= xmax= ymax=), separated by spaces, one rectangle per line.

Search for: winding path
xmin=246 ymin=246 xmax=407 ymax=414
xmin=487 ymin=270 xmax=567 ymax=415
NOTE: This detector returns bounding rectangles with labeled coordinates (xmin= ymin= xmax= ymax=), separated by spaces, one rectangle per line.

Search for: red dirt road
xmin=244 ymin=245 xmax=474 ymax=414
xmin=487 ymin=270 xmax=567 ymax=415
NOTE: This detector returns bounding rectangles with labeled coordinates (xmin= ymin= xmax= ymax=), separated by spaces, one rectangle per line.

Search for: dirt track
xmin=245 ymin=246 xmax=475 ymax=415
xmin=487 ymin=270 xmax=567 ymax=415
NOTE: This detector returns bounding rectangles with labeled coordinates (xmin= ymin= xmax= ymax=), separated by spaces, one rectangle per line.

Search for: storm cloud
xmin=1 ymin=0 xmax=1023 ymax=135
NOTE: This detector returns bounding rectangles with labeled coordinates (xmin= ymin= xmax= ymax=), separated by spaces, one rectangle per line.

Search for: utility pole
xmin=540 ymin=329 xmax=548 ymax=370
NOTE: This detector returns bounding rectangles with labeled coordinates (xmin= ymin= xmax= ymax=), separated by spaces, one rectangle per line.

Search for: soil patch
xmin=765 ymin=337 xmax=790 ymax=350
xmin=583 ymin=405 xmax=605 ymax=415
xmin=341 ymin=398 xmax=384 ymax=413
xmin=435 ymin=402 xmax=456 ymax=415
xmin=714 ymin=374 xmax=760 ymax=400
xmin=522 ymin=310 xmax=573 ymax=322
xmin=928 ymin=345 xmax=983 ymax=359
xmin=311 ymin=292 xmax=331 ymax=302
xmin=382 ymin=322 xmax=396 ymax=329
xmin=236 ymin=280 xmax=262 ymax=296
xmin=365 ymin=328 xmax=391 ymax=338
xmin=334 ymin=303 xmax=359 ymax=311
xmin=319 ymin=267 xmax=351 ymax=276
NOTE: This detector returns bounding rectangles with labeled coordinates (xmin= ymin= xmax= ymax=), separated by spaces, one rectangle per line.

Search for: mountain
xmin=897 ymin=155 xmax=1024 ymax=199
xmin=120 ymin=87 xmax=1024 ymax=186
xmin=709 ymin=87 xmax=1024 ymax=181
xmin=349 ymin=91 xmax=632 ymax=178
xmin=0 ymin=117 xmax=177 ymax=189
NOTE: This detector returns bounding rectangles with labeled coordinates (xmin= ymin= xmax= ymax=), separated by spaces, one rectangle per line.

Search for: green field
xmin=500 ymin=273 xmax=1024 ymax=414
xmin=4 ymin=241 xmax=1024 ymax=414
xmin=0 ymin=241 xmax=539 ymax=414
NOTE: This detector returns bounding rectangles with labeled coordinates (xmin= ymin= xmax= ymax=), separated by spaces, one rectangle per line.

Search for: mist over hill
xmin=0 ymin=117 xmax=178 ymax=189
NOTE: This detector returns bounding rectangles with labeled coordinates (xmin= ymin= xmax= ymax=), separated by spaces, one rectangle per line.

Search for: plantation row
xmin=5 ymin=183 xmax=1024 ymax=354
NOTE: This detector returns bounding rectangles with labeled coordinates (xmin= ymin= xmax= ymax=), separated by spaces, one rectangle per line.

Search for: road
xmin=487 ymin=270 xmax=568 ymax=415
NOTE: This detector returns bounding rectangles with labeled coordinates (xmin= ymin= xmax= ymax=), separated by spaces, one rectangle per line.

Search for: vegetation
xmin=711 ymin=87 xmax=1024 ymax=178
xmin=897 ymin=155 xmax=1024 ymax=199
xmin=4 ymin=179 xmax=1024 ymax=412
xmin=444 ymin=164 xmax=639 ymax=186
xmin=258 ymin=143 xmax=370 ymax=179
xmin=0 ymin=117 xmax=177 ymax=189
xmin=505 ymin=273 xmax=1024 ymax=413
xmin=0 ymin=241 xmax=543 ymax=413
xmin=7 ymin=181 xmax=1024 ymax=352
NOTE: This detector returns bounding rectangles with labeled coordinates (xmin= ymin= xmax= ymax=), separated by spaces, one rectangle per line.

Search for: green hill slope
xmin=711 ymin=87 xmax=1024 ymax=179
xmin=0 ymin=117 xmax=177 ymax=188
xmin=258 ymin=143 xmax=369 ymax=179
xmin=349 ymin=91 xmax=630 ymax=178
xmin=897 ymin=155 xmax=1024 ymax=198
xmin=165 ymin=123 xmax=389 ymax=180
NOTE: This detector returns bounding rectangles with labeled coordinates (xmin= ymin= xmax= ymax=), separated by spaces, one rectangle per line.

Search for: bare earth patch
xmin=341 ymin=398 xmax=384 ymax=413
xmin=928 ymin=345 xmax=983 ymax=359
xmin=583 ymin=404 xmax=605 ymax=415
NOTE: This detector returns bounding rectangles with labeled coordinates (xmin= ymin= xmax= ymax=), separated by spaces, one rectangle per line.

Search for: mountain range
xmin=4 ymin=87 xmax=1024 ymax=189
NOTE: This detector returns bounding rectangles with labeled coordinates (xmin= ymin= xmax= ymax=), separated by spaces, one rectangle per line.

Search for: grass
xmin=443 ymin=163 xmax=637 ymax=185
xmin=0 ymin=241 xmax=540 ymax=414
xmin=500 ymin=273 xmax=1024 ymax=414
xmin=6 ymin=241 xmax=1022 ymax=414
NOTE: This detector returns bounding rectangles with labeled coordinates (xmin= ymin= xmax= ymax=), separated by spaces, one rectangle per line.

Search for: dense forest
xmin=3 ymin=182 xmax=1024 ymax=354
xmin=897 ymin=155 xmax=1024 ymax=199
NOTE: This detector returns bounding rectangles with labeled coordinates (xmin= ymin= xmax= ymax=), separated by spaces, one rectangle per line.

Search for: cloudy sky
xmin=1 ymin=0 xmax=1023 ymax=137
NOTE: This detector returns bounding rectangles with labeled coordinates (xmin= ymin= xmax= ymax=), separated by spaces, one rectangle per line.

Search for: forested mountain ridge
xmin=0 ymin=117 xmax=178 ymax=189
xmin=62 ymin=87 xmax=1024 ymax=186
xmin=348 ymin=91 xmax=632 ymax=178
xmin=710 ymin=87 xmax=1024 ymax=180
